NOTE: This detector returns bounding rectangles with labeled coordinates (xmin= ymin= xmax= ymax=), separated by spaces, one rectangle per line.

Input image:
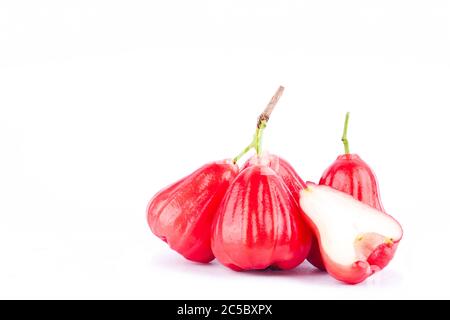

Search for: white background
xmin=1 ymin=0 xmax=449 ymax=299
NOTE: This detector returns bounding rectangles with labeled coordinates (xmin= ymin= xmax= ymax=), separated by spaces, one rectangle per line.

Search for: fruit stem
xmin=232 ymin=86 xmax=284 ymax=163
xmin=257 ymin=86 xmax=284 ymax=129
xmin=341 ymin=112 xmax=350 ymax=154
xmin=255 ymin=121 xmax=266 ymax=156
xmin=232 ymin=139 xmax=256 ymax=164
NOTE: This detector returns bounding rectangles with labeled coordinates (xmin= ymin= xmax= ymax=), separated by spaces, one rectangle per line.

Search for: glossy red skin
xmin=320 ymin=154 xmax=384 ymax=210
xmin=306 ymin=237 xmax=325 ymax=271
xmin=242 ymin=154 xmax=308 ymax=197
xmin=307 ymin=154 xmax=387 ymax=271
xmin=243 ymin=154 xmax=316 ymax=270
xmin=211 ymin=164 xmax=312 ymax=271
xmin=147 ymin=160 xmax=239 ymax=263
xmin=306 ymin=154 xmax=402 ymax=283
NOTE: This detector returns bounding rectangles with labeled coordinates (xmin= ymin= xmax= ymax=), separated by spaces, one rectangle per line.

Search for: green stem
xmin=232 ymin=138 xmax=256 ymax=164
xmin=255 ymin=121 xmax=267 ymax=156
xmin=341 ymin=112 xmax=350 ymax=154
xmin=232 ymin=86 xmax=284 ymax=163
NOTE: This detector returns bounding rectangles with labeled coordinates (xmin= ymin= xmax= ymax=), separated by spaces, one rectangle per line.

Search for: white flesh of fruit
xmin=300 ymin=185 xmax=402 ymax=266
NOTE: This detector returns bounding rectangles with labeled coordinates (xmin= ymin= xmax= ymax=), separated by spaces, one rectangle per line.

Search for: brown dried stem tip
xmin=257 ymin=86 xmax=285 ymax=128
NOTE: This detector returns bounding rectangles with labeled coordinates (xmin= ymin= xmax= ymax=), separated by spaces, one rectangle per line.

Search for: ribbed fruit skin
xmin=211 ymin=164 xmax=312 ymax=271
xmin=319 ymin=154 xmax=384 ymax=210
xmin=243 ymin=154 xmax=307 ymax=199
xmin=147 ymin=160 xmax=239 ymax=263
xmin=307 ymin=153 xmax=391 ymax=271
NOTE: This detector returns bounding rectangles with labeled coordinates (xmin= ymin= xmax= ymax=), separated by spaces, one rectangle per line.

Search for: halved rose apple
xmin=299 ymin=184 xmax=403 ymax=284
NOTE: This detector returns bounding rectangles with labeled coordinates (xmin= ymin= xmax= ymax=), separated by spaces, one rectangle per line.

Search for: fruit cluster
xmin=147 ymin=87 xmax=403 ymax=285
